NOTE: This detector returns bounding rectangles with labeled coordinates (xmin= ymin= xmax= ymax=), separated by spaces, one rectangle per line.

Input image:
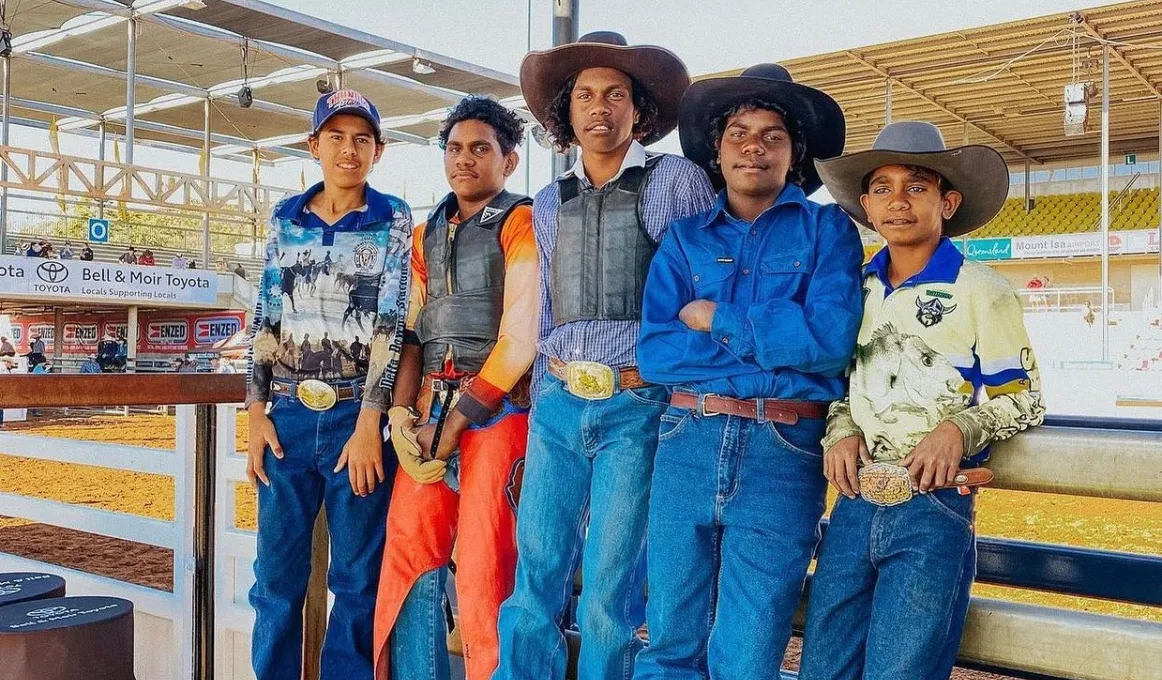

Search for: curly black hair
xmin=438 ymin=95 xmax=526 ymax=155
xmin=542 ymin=72 xmax=660 ymax=152
xmin=705 ymin=98 xmax=807 ymax=186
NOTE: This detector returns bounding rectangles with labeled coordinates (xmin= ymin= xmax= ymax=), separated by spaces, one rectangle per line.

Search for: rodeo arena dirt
xmin=2 ymin=1 xmax=1162 ymax=680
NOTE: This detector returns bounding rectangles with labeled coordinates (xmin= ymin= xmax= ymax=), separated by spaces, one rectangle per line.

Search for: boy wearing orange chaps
xmin=373 ymin=96 xmax=540 ymax=680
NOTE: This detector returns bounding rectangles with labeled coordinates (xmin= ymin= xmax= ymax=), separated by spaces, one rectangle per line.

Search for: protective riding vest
xmin=414 ymin=190 xmax=532 ymax=376
xmin=550 ymin=153 xmax=662 ymax=326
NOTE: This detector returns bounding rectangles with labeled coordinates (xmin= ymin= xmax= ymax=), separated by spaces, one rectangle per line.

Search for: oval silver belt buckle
xmin=296 ymin=379 xmax=338 ymax=411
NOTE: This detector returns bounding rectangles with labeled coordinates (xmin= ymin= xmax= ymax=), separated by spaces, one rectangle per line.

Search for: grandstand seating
xmin=976 ymin=187 xmax=1162 ymax=238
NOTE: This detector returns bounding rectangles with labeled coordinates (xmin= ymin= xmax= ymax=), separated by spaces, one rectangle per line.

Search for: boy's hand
xmin=246 ymin=403 xmax=282 ymax=489
xmin=823 ymin=435 xmax=871 ymax=499
xmin=335 ymin=409 xmax=386 ymax=496
xmin=901 ymin=421 xmax=965 ymax=493
xmin=679 ymin=300 xmax=717 ymax=332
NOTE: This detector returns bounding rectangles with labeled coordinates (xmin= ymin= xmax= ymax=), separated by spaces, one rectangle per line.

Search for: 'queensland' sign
xmin=0 ymin=255 xmax=217 ymax=306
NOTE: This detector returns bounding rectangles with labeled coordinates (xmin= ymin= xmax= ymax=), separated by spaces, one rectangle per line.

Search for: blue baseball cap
xmin=311 ymin=89 xmax=383 ymax=142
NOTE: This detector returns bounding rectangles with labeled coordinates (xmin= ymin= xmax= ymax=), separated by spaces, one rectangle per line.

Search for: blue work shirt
xmin=638 ymin=184 xmax=864 ymax=401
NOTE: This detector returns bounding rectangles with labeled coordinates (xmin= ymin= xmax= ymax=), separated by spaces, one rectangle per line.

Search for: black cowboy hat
xmin=678 ymin=63 xmax=845 ymax=194
xmin=520 ymin=31 xmax=690 ymax=146
xmin=815 ymin=121 xmax=1009 ymax=237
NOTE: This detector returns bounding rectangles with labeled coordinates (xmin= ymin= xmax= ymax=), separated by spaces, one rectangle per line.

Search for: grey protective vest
xmin=414 ymin=190 xmax=532 ymax=375
xmin=550 ymin=154 xmax=662 ymax=326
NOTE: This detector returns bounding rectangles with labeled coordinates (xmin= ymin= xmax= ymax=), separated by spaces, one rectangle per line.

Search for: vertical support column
xmin=202 ymin=98 xmax=211 ymax=266
xmin=125 ymin=17 xmax=137 ymax=164
xmin=1024 ymin=159 xmax=1032 ymax=213
xmin=550 ymin=0 xmax=579 ymax=178
xmin=97 ymin=121 xmax=107 ymax=220
xmin=1157 ymin=99 xmax=1162 ymax=311
xmin=884 ymin=78 xmax=892 ymax=126
xmin=193 ymin=403 xmax=216 ymax=680
xmin=1100 ymin=46 xmax=1111 ymax=361
xmin=52 ymin=307 xmax=64 ymax=364
xmin=1 ymin=54 xmax=11 ymax=254
xmin=127 ymin=305 xmax=139 ymax=373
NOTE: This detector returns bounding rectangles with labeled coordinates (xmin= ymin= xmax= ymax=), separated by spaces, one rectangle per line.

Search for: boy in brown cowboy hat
xmin=634 ymin=63 xmax=863 ymax=680
xmin=799 ymin=121 xmax=1045 ymax=680
xmin=494 ymin=31 xmax=714 ymax=680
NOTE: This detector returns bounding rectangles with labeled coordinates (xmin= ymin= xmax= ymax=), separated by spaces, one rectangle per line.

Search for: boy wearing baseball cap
xmin=798 ymin=121 xmax=1046 ymax=680
xmin=245 ymin=89 xmax=411 ymax=680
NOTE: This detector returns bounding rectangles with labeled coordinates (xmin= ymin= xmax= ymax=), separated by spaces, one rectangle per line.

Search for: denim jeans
xmin=633 ymin=407 xmax=828 ymax=680
xmin=798 ymin=490 xmax=977 ymax=680
xmin=249 ymin=394 xmax=394 ymax=680
xmin=494 ymin=376 xmax=670 ymax=680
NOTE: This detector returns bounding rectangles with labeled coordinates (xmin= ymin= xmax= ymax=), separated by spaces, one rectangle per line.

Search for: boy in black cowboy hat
xmin=798 ymin=121 xmax=1045 ymax=680
xmin=634 ymin=63 xmax=863 ymax=679
xmin=494 ymin=31 xmax=715 ymax=680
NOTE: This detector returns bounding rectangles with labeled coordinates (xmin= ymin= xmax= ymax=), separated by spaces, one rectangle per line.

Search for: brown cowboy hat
xmin=815 ymin=121 xmax=1009 ymax=237
xmin=519 ymin=31 xmax=690 ymax=146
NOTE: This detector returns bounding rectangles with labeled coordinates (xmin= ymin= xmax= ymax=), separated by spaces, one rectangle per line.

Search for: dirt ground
xmin=0 ymin=411 xmax=1158 ymax=679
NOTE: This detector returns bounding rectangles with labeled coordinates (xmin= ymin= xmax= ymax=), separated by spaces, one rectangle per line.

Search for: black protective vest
xmin=414 ymin=190 xmax=531 ymax=375
xmin=550 ymin=154 xmax=662 ymax=326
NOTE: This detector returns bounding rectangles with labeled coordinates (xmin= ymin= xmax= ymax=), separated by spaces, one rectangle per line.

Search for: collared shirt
xmin=822 ymin=237 xmax=1046 ymax=465
xmin=244 ymin=181 xmax=412 ymax=412
xmin=638 ymin=184 xmax=864 ymax=401
xmin=533 ymin=144 xmax=716 ymax=389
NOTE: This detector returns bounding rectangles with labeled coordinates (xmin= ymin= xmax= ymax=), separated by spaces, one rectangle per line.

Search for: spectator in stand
xmin=139 ymin=249 xmax=156 ymax=266
xmin=188 ymin=259 xmax=197 ymax=269
xmin=32 ymin=359 xmax=52 ymax=374
xmin=25 ymin=333 xmax=46 ymax=372
xmin=0 ymin=336 xmax=15 ymax=357
xmin=59 ymin=241 xmax=74 ymax=260
xmin=80 ymin=244 xmax=95 ymax=261
xmin=27 ymin=241 xmax=44 ymax=257
xmin=232 ymin=262 xmax=247 ymax=279
xmin=212 ymin=356 xmax=238 ymax=374
xmin=80 ymin=354 xmax=102 ymax=374
xmin=96 ymin=330 xmax=120 ymax=372
xmin=119 ymin=246 xmax=138 ymax=265
xmin=42 ymin=243 xmax=57 ymax=259
xmin=115 ymin=332 xmax=129 ymax=370
xmin=172 ymin=253 xmax=188 ymax=268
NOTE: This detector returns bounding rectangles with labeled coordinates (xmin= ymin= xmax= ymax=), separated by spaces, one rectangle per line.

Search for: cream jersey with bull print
xmin=823 ymin=237 xmax=1046 ymax=466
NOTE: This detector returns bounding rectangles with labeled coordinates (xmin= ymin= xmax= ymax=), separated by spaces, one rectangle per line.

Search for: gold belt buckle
xmin=565 ymin=361 xmax=615 ymax=400
xmin=296 ymin=379 xmax=338 ymax=411
xmin=858 ymin=462 xmax=914 ymax=506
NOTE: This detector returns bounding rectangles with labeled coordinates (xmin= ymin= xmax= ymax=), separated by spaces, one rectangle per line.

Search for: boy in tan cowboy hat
xmin=799 ymin=121 xmax=1046 ymax=680
xmin=494 ymin=31 xmax=715 ymax=680
xmin=634 ymin=63 xmax=863 ymax=680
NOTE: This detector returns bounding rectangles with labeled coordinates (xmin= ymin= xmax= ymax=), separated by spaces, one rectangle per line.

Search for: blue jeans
xmin=249 ymin=395 xmax=394 ymax=680
xmin=798 ymin=490 xmax=977 ymax=680
xmin=494 ymin=376 xmax=669 ymax=680
xmin=634 ymin=408 xmax=828 ymax=680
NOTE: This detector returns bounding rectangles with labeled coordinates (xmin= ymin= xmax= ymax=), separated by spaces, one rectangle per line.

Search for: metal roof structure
xmin=0 ymin=0 xmax=522 ymax=163
xmin=699 ymin=0 xmax=1162 ymax=166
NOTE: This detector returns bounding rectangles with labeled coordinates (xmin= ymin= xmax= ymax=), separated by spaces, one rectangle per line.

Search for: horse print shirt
xmin=244 ymin=182 xmax=412 ymax=412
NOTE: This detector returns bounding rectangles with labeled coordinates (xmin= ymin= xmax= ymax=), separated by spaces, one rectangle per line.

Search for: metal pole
xmin=1100 ymin=46 xmax=1110 ymax=361
xmin=1158 ymin=99 xmax=1162 ymax=311
xmin=125 ymin=18 xmax=137 ymax=164
xmin=126 ymin=305 xmax=138 ymax=373
xmin=52 ymin=308 xmax=63 ymax=364
xmin=97 ymin=121 xmax=107 ymax=221
xmin=550 ymin=0 xmax=578 ymax=178
xmin=193 ymin=404 xmax=216 ymax=680
xmin=1 ymin=55 xmax=10 ymax=254
xmin=201 ymin=98 xmax=211 ymax=266
xmin=884 ymin=79 xmax=892 ymax=126
xmin=1024 ymin=159 xmax=1031 ymax=213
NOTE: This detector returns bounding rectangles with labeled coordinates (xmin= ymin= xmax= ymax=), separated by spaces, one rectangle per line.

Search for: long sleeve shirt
xmin=532 ymin=141 xmax=716 ymax=391
xmin=244 ymin=182 xmax=412 ymax=413
xmin=405 ymin=203 xmax=540 ymax=422
xmin=638 ymin=185 xmax=865 ymax=401
xmin=822 ymin=237 xmax=1046 ymax=466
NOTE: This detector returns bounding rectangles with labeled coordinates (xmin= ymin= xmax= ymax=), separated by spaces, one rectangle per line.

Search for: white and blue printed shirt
xmin=245 ymin=182 xmax=412 ymax=412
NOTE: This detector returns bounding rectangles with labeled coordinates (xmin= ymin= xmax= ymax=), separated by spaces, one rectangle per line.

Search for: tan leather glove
xmin=388 ymin=406 xmax=446 ymax=484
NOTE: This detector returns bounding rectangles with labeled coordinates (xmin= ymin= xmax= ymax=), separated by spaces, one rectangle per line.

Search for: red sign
xmin=8 ymin=311 xmax=246 ymax=355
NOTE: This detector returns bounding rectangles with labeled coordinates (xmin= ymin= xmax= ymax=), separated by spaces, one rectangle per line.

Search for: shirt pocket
xmin=690 ymin=260 xmax=736 ymax=300
xmin=759 ymin=250 xmax=811 ymax=301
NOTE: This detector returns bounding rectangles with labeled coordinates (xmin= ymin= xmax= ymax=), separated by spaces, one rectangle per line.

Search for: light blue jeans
xmin=634 ymin=407 xmax=828 ymax=680
xmin=798 ymin=490 xmax=977 ymax=680
xmin=493 ymin=376 xmax=670 ymax=680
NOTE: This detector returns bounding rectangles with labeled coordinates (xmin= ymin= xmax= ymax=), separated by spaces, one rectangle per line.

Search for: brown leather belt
xmin=670 ymin=391 xmax=828 ymax=425
xmin=858 ymin=462 xmax=993 ymax=506
xmin=271 ymin=379 xmax=361 ymax=401
xmin=548 ymin=357 xmax=648 ymax=390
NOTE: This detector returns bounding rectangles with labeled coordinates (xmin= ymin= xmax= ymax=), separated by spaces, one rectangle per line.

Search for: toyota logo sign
xmin=26 ymin=606 xmax=68 ymax=619
xmin=36 ymin=261 xmax=69 ymax=284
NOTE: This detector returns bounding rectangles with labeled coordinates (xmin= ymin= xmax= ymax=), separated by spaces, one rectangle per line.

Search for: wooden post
xmin=302 ymin=508 xmax=329 ymax=679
